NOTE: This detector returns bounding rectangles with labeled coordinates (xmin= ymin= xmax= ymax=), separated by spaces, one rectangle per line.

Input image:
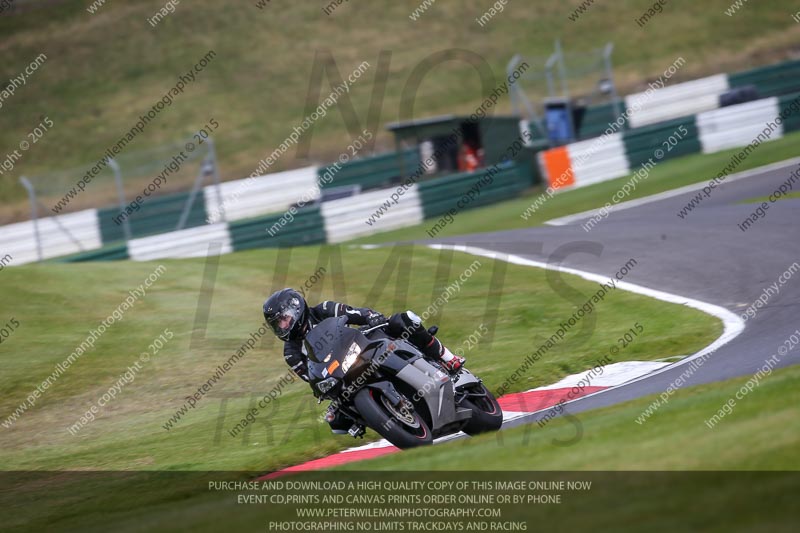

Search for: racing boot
xmin=435 ymin=340 xmax=465 ymax=374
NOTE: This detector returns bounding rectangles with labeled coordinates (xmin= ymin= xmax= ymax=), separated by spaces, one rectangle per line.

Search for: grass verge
xmin=337 ymin=364 xmax=800 ymax=471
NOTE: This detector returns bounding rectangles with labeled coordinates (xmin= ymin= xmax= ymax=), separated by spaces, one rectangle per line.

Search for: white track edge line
xmin=332 ymin=243 xmax=745 ymax=456
xmin=429 ymin=244 xmax=745 ymax=409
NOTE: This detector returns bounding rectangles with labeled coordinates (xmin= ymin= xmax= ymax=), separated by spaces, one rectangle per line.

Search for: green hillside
xmin=1 ymin=0 xmax=799 ymax=221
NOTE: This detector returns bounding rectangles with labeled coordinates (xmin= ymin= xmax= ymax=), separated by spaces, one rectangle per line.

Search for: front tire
xmin=354 ymin=387 xmax=433 ymax=449
xmin=459 ymin=383 xmax=503 ymax=435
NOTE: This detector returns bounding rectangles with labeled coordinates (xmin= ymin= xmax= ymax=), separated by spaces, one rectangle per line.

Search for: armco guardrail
xmin=539 ymin=132 xmax=630 ymax=190
xmin=697 ymin=97 xmax=782 ymax=154
xmin=51 ymin=161 xmax=532 ymax=262
xmin=778 ymin=92 xmax=800 ymax=131
xmin=574 ymin=59 xmax=800 ymax=139
xmin=59 ymin=243 xmax=130 ymax=263
xmin=624 ymin=117 xmax=701 ymax=167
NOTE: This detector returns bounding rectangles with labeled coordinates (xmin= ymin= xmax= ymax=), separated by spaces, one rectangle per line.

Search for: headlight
xmin=316 ymin=377 xmax=338 ymax=394
xmin=341 ymin=342 xmax=362 ymax=373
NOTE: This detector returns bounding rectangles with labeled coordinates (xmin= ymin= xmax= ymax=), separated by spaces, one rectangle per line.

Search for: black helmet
xmin=263 ymin=288 xmax=308 ymax=341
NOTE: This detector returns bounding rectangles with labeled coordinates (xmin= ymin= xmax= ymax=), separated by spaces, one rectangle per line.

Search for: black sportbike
xmin=304 ymin=316 xmax=503 ymax=449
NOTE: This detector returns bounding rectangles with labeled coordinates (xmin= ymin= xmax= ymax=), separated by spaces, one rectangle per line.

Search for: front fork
xmin=324 ymin=400 xmax=366 ymax=439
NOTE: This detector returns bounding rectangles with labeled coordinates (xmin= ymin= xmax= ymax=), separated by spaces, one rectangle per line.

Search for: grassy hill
xmin=1 ymin=0 xmax=799 ymax=221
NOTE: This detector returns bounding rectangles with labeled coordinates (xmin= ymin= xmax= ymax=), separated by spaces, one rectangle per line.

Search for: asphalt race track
xmin=435 ymin=159 xmax=800 ymax=425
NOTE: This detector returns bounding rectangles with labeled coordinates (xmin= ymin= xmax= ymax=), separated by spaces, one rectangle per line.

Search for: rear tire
xmin=354 ymin=387 xmax=433 ymax=449
xmin=459 ymin=383 xmax=503 ymax=435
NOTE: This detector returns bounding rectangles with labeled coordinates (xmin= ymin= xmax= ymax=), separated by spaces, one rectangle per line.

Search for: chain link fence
xmin=16 ymin=137 xmax=223 ymax=261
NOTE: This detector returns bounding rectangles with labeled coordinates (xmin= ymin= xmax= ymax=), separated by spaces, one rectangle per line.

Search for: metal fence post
xmin=604 ymin=42 xmax=622 ymax=123
xmin=109 ymin=158 xmax=132 ymax=242
xmin=177 ymin=144 xmax=213 ymax=231
xmin=207 ymin=138 xmax=226 ymax=223
xmin=19 ymin=176 xmax=43 ymax=262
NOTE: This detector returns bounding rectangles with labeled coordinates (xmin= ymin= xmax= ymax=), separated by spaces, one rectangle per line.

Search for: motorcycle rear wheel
xmin=459 ymin=383 xmax=503 ymax=435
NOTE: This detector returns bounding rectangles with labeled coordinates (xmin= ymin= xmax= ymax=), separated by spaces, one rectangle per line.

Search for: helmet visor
xmin=266 ymin=301 xmax=302 ymax=339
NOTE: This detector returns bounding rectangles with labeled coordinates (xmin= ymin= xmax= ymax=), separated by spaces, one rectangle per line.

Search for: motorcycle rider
xmin=262 ymin=288 xmax=464 ymax=432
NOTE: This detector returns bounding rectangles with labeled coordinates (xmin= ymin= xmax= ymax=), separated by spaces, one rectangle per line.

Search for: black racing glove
xmin=366 ymin=311 xmax=387 ymax=328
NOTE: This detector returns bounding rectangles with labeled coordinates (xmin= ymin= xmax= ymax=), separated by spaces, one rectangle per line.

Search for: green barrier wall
xmin=778 ymin=92 xmax=800 ymax=133
xmin=98 ymin=191 xmax=207 ymax=245
xmin=577 ymin=102 xmax=622 ymax=139
xmin=623 ymin=117 xmax=701 ymax=168
xmin=729 ymin=59 xmax=800 ymax=98
xmin=418 ymin=161 xmax=532 ymax=219
xmin=318 ymin=148 xmax=419 ymax=191
xmin=57 ymin=243 xmax=130 ymax=263
xmin=229 ymin=206 xmax=326 ymax=251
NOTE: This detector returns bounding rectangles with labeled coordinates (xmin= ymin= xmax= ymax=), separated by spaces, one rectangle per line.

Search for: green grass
xmin=2 ymin=0 xmax=800 ymax=221
xmin=0 ymin=244 xmax=720 ymax=474
xmin=337 ymin=364 xmax=800 ymax=471
xmin=4 ymin=353 xmax=798 ymax=531
xmin=354 ymin=129 xmax=800 ymax=243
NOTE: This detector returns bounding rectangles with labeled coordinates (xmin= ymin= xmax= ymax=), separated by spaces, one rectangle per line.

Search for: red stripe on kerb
xmin=498 ymin=386 xmax=607 ymax=412
xmin=259 ymin=446 xmax=400 ymax=479
xmin=263 ymin=385 xmax=608 ymax=477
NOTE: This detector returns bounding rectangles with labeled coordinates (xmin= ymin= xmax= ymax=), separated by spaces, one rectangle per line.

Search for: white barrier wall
xmin=0 ymin=209 xmax=102 ymax=265
xmin=567 ymin=132 xmax=630 ymax=188
xmin=127 ymin=223 xmax=232 ymax=261
xmin=697 ymin=97 xmax=782 ymax=154
xmin=321 ymin=187 xmax=424 ymax=244
xmin=202 ymin=166 xmax=319 ymax=223
xmin=626 ymin=74 xmax=729 ymax=128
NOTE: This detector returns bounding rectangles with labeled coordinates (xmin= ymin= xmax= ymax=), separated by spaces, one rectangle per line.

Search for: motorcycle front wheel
xmin=354 ymin=387 xmax=433 ymax=449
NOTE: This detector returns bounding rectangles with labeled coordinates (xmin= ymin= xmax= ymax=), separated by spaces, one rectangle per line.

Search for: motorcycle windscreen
xmin=303 ymin=316 xmax=360 ymax=364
